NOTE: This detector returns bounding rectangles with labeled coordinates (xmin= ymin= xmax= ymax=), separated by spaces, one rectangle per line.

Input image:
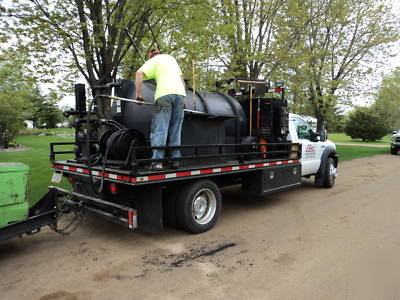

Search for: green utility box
xmin=0 ymin=163 xmax=29 ymax=227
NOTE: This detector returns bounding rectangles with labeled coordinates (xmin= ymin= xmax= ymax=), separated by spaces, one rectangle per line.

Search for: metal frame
xmin=51 ymin=187 xmax=137 ymax=229
xmin=0 ymin=210 xmax=57 ymax=242
xmin=50 ymin=141 xmax=301 ymax=176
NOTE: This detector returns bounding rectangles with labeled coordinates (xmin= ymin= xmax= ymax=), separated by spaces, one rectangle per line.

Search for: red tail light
xmin=110 ymin=183 xmax=118 ymax=195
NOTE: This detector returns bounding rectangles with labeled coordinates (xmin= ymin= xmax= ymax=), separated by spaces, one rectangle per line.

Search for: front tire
xmin=390 ymin=147 xmax=398 ymax=155
xmin=176 ymin=180 xmax=221 ymax=234
xmin=315 ymin=157 xmax=337 ymax=188
xmin=323 ymin=157 xmax=337 ymax=188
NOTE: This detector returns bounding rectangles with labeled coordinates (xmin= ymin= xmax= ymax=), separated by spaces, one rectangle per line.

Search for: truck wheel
xmin=390 ymin=147 xmax=398 ymax=155
xmin=322 ymin=157 xmax=337 ymax=188
xmin=176 ymin=180 xmax=221 ymax=234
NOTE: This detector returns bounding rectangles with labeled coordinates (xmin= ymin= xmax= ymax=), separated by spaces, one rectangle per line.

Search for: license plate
xmin=51 ymin=172 xmax=62 ymax=184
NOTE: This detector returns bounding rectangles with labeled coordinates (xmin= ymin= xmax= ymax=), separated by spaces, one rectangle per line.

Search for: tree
xmin=2 ymin=0 xmax=216 ymax=117
xmin=118 ymin=1 xmax=212 ymax=84
xmin=0 ymin=59 xmax=35 ymax=148
xmin=325 ymin=106 xmax=345 ymax=133
xmin=1 ymin=0 xmax=169 ymax=117
xmin=344 ymin=107 xmax=388 ymax=141
xmin=287 ymin=0 xmax=398 ymax=131
xmin=373 ymin=67 xmax=400 ymax=130
xmin=28 ymin=89 xmax=63 ymax=128
xmin=203 ymin=0 xmax=305 ymax=79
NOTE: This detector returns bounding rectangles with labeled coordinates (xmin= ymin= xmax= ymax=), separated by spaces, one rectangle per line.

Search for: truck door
xmin=292 ymin=116 xmax=322 ymax=176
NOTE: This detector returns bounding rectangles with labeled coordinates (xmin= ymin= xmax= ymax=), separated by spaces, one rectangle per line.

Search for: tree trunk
xmin=316 ymin=114 xmax=325 ymax=132
xmin=89 ymin=75 xmax=113 ymax=119
xmin=3 ymin=131 xmax=9 ymax=149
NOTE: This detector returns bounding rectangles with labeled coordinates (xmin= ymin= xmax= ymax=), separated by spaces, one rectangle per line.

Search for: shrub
xmin=344 ymin=107 xmax=388 ymax=141
xmin=19 ymin=128 xmax=48 ymax=136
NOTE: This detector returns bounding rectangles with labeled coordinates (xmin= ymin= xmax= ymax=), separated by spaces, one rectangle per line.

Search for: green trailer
xmin=0 ymin=161 xmax=134 ymax=242
xmin=0 ymin=163 xmax=30 ymax=227
xmin=0 ymin=163 xmax=58 ymax=242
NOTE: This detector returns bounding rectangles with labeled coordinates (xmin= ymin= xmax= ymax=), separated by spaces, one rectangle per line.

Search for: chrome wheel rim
xmin=329 ymin=163 xmax=337 ymax=184
xmin=192 ymin=188 xmax=216 ymax=225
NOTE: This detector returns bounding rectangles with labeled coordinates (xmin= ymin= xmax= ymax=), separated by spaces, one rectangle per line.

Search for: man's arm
xmin=135 ymin=71 xmax=144 ymax=102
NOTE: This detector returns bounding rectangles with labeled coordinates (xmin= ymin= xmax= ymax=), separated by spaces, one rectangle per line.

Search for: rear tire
xmin=176 ymin=180 xmax=221 ymax=234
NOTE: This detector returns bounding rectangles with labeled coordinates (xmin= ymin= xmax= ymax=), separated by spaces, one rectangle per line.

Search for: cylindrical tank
xmin=111 ymin=80 xmax=246 ymax=148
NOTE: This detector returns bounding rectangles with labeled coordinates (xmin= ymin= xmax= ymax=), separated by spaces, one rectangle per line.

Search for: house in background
xmin=23 ymin=120 xmax=34 ymax=129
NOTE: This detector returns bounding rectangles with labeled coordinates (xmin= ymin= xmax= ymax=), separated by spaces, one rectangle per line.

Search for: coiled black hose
xmin=84 ymin=95 xmax=125 ymax=193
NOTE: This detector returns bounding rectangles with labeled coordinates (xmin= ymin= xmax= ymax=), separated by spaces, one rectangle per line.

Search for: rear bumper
xmin=51 ymin=187 xmax=137 ymax=230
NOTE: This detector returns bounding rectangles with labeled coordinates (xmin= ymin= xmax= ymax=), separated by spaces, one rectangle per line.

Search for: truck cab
xmin=391 ymin=130 xmax=400 ymax=155
xmin=287 ymin=113 xmax=338 ymax=187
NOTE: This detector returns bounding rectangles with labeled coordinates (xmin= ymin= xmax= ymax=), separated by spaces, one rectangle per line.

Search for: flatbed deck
xmin=52 ymin=157 xmax=300 ymax=186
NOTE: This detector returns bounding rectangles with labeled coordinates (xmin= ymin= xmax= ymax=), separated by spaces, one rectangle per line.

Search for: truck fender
xmin=315 ymin=146 xmax=338 ymax=185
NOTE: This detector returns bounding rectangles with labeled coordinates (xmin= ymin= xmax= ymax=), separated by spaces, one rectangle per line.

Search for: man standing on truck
xmin=135 ymin=49 xmax=186 ymax=170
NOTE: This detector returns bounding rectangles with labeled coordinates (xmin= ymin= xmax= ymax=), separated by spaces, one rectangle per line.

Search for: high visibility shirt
xmin=138 ymin=54 xmax=186 ymax=101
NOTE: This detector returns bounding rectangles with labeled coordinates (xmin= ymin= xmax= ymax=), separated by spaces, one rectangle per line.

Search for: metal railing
xmin=50 ymin=141 xmax=301 ymax=175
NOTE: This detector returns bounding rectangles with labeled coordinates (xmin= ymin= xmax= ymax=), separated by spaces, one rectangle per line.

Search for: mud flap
xmin=136 ymin=183 xmax=163 ymax=234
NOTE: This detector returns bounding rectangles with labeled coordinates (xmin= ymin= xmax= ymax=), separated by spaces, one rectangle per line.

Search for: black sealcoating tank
xmin=110 ymin=80 xmax=246 ymax=164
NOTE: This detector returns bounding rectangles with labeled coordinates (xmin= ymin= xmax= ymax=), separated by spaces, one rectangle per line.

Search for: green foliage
xmin=206 ymin=0 xmax=282 ymax=78
xmin=1 ymin=0 xmax=398 ymax=128
xmin=286 ymin=0 xmax=398 ymax=130
xmin=19 ymin=128 xmax=48 ymax=136
xmin=0 ymin=60 xmax=35 ymax=148
xmin=19 ymin=127 xmax=74 ymax=136
xmin=0 ymin=50 xmax=64 ymax=146
xmin=373 ymin=67 xmax=400 ymax=130
xmin=344 ymin=107 xmax=388 ymax=141
xmin=325 ymin=106 xmax=346 ymax=133
xmin=25 ymin=87 xmax=62 ymax=128
xmin=1 ymin=0 xmax=164 ymax=90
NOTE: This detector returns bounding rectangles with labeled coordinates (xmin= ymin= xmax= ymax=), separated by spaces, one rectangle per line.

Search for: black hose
xmin=84 ymin=95 xmax=122 ymax=192
xmin=83 ymin=93 xmax=135 ymax=194
xmin=85 ymin=96 xmax=98 ymax=189
xmin=97 ymin=127 xmax=134 ymax=193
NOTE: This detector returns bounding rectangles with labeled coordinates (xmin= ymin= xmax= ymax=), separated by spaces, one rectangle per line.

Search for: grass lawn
xmin=44 ymin=127 xmax=74 ymax=135
xmin=329 ymin=133 xmax=391 ymax=145
xmin=336 ymin=145 xmax=389 ymax=162
xmin=0 ymin=135 xmax=74 ymax=206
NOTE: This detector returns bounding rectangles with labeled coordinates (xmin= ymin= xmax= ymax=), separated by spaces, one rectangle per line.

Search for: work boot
xmin=167 ymin=160 xmax=179 ymax=170
xmin=149 ymin=162 xmax=163 ymax=171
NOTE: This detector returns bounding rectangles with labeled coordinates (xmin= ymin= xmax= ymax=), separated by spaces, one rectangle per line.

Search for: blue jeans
xmin=151 ymin=94 xmax=185 ymax=160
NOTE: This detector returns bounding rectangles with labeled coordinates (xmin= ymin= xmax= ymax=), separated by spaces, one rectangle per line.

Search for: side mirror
xmin=319 ymin=129 xmax=327 ymax=142
xmin=310 ymin=131 xmax=319 ymax=142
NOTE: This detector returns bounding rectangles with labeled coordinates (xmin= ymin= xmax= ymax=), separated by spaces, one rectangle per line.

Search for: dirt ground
xmin=1 ymin=154 xmax=400 ymax=300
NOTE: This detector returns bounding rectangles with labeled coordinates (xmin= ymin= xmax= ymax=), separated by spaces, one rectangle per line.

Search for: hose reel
xmin=100 ymin=128 xmax=147 ymax=161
